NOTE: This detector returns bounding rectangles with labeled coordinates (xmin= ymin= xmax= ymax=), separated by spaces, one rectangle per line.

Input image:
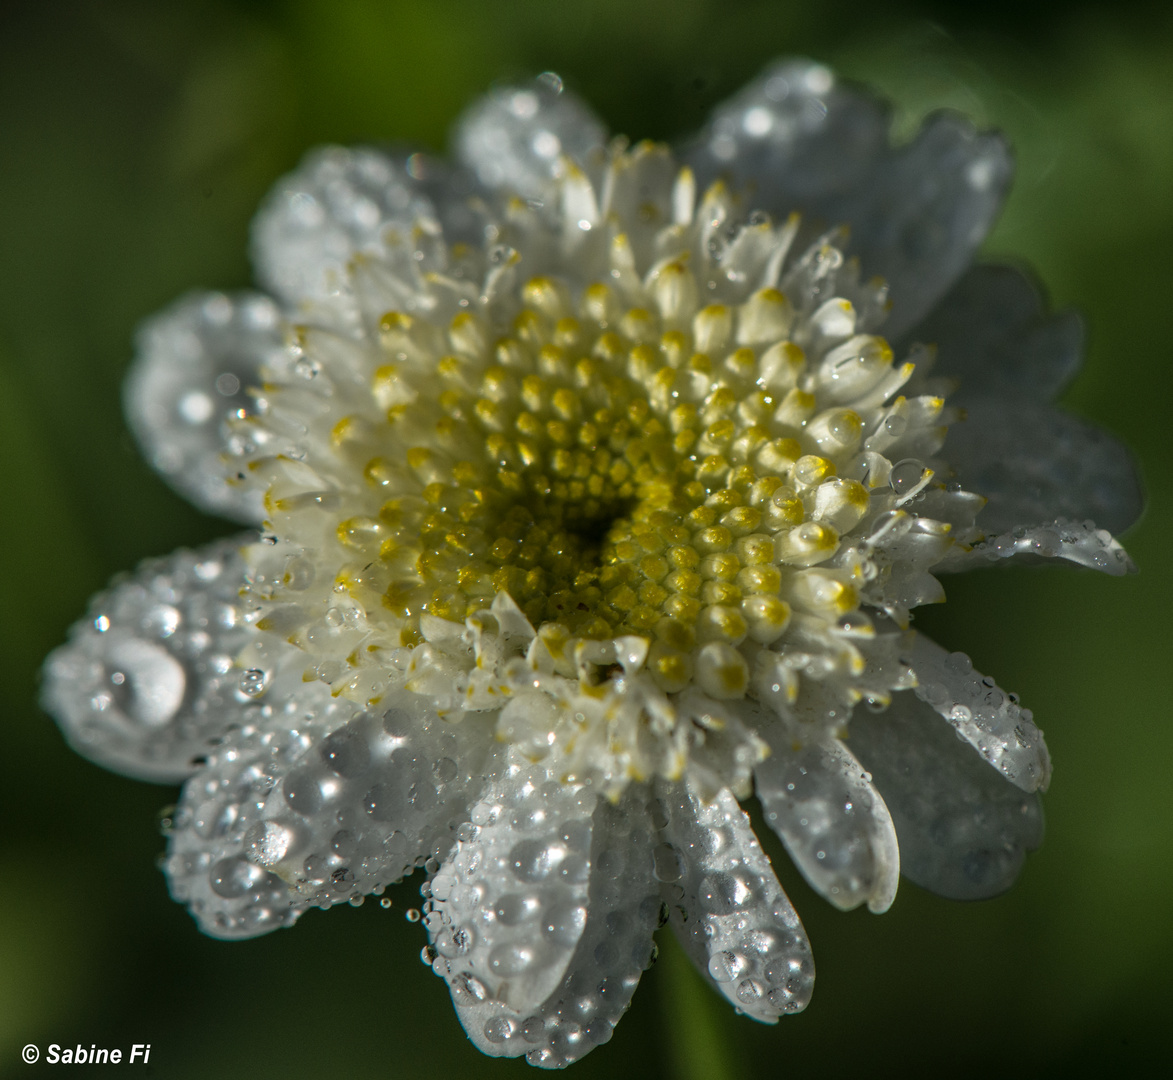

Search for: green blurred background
xmin=2 ymin=1 xmax=1170 ymax=1076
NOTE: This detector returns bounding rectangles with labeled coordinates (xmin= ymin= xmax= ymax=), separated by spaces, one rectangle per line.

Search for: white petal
xmin=905 ymin=633 xmax=1051 ymax=793
xmin=847 ymin=690 xmax=1044 ymax=900
xmin=124 ymin=293 xmax=284 ymax=522
xmin=166 ymin=691 xmax=491 ymax=939
xmin=755 ymin=731 xmax=899 ymax=913
xmin=938 ymin=517 xmax=1135 ymax=576
xmin=42 ymin=536 xmax=260 ymax=782
xmin=453 ymin=77 xmax=607 ymax=200
xmin=250 ymin=145 xmax=478 ymax=311
xmin=944 ymin=397 xmax=1143 ymax=537
xmin=683 ymin=59 xmax=889 ymax=206
xmin=831 ymin=113 xmax=1011 ymax=338
xmin=901 ymin=263 xmax=1083 ymax=404
xmin=683 ymin=60 xmax=1010 ymax=337
xmin=656 ymin=775 xmax=815 ymax=1024
xmin=163 ymin=679 xmax=359 ymax=939
xmin=426 ymin=756 xmax=598 ymax=1024
xmin=434 ymin=786 xmax=661 ymax=1067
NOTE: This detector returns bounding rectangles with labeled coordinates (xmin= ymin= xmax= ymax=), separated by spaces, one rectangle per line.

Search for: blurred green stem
xmin=659 ymin=933 xmax=739 ymax=1080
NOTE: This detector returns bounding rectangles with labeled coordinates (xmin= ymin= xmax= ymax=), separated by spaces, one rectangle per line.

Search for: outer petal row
xmin=429 ymin=774 xmax=660 ymax=1067
xmin=905 ymin=264 xmax=1084 ymax=406
xmin=681 ymin=59 xmax=1011 ymax=338
xmin=124 ymin=294 xmax=283 ymax=523
xmin=453 ymin=76 xmax=608 ymax=201
xmin=904 ymin=632 xmax=1051 ymax=793
xmin=657 ymin=777 xmax=816 ymax=1024
xmin=848 ymin=689 xmax=1044 ymax=900
xmin=42 ymin=536 xmax=262 ymax=781
xmin=166 ymin=687 xmax=494 ymax=940
xmin=250 ymin=145 xmax=481 ymax=314
xmin=945 ymin=398 xmax=1143 ymax=539
xmin=754 ymin=729 xmax=900 ymax=914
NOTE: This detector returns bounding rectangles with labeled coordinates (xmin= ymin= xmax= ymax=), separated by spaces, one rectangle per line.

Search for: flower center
xmin=254 ymin=144 xmax=933 ymax=716
xmin=319 ymin=278 xmax=877 ymax=695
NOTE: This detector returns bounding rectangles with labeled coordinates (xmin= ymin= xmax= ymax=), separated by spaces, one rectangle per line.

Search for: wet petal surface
xmin=166 ymin=691 xmax=490 ymax=938
xmin=902 ymin=263 xmax=1083 ymax=405
xmin=43 ymin=536 xmax=260 ymax=782
xmin=945 ymin=397 xmax=1143 ymax=537
xmin=848 ymin=689 xmax=1044 ymax=900
xmin=435 ymin=786 xmax=660 ymax=1067
xmin=425 ymin=757 xmax=597 ymax=1021
xmin=657 ymin=776 xmax=815 ymax=1024
xmin=123 ymin=293 xmax=285 ymax=522
xmin=454 ymin=77 xmax=608 ymax=201
xmin=940 ymin=517 xmax=1135 ymax=576
xmin=251 ymin=146 xmax=479 ymax=313
xmin=685 ymin=60 xmax=1011 ymax=337
xmin=905 ymin=633 xmax=1051 ymax=793
xmin=755 ymin=730 xmax=899 ymax=913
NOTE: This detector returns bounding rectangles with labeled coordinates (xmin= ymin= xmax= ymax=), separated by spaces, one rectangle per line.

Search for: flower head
xmin=42 ymin=59 xmax=1140 ymax=1067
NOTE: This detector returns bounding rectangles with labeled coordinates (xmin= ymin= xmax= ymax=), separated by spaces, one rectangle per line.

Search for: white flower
xmin=42 ymin=60 xmax=1139 ymax=1067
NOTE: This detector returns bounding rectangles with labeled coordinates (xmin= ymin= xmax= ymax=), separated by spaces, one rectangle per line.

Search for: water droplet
xmin=283 ymin=769 xmax=322 ymax=815
xmin=708 ymin=950 xmax=747 ymax=983
xmin=405 ymin=908 xmax=421 ymax=923
xmin=652 ymin=842 xmax=683 ymax=882
xmin=319 ymin=723 xmax=371 ymax=777
xmin=364 ymin=782 xmax=403 ymax=822
xmin=697 ymin=871 xmax=752 ymax=914
xmin=736 ymin=978 xmax=764 ymax=1005
xmin=489 ymin=942 xmax=539 ymax=976
xmin=945 ymin=651 xmax=973 ymax=675
xmin=559 ymin=819 xmax=591 ymax=852
xmin=99 ymin=640 xmax=186 ymax=726
xmin=379 ymin=898 xmax=393 ymax=910
xmin=450 ymin=970 xmax=489 ymax=1006
xmin=244 ymin=821 xmax=291 ymax=867
xmin=239 ymin=668 xmax=267 ymax=698
xmin=495 ymin=893 xmax=541 ymax=926
xmin=450 ymin=926 xmax=474 ymax=954
xmin=889 ymin=459 xmax=924 ymax=496
xmin=542 ymin=903 xmax=587 ymax=947
xmin=594 ymin=847 xmax=624 ymax=879
xmin=484 ymin=1015 xmax=515 ymax=1043
xmin=156 ymin=805 xmax=177 ymax=835
xmin=767 ymin=986 xmax=796 ymax=1010
xmin=209 ymin=856 xmax=261 ymax=899
xmin=510 ymin=838 xmax=565 ymax=882
xmin=303 ymin=855 xmax=328 ymax=882
xmin=214 ymin=372 xmax=241 ymax=396
xmin=456 ymin=821 xmax=479 ymax=843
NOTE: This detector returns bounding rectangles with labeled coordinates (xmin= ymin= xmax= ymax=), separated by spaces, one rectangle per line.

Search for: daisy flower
xmin=42 ymin=59 xmax=1139 ymax=1068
